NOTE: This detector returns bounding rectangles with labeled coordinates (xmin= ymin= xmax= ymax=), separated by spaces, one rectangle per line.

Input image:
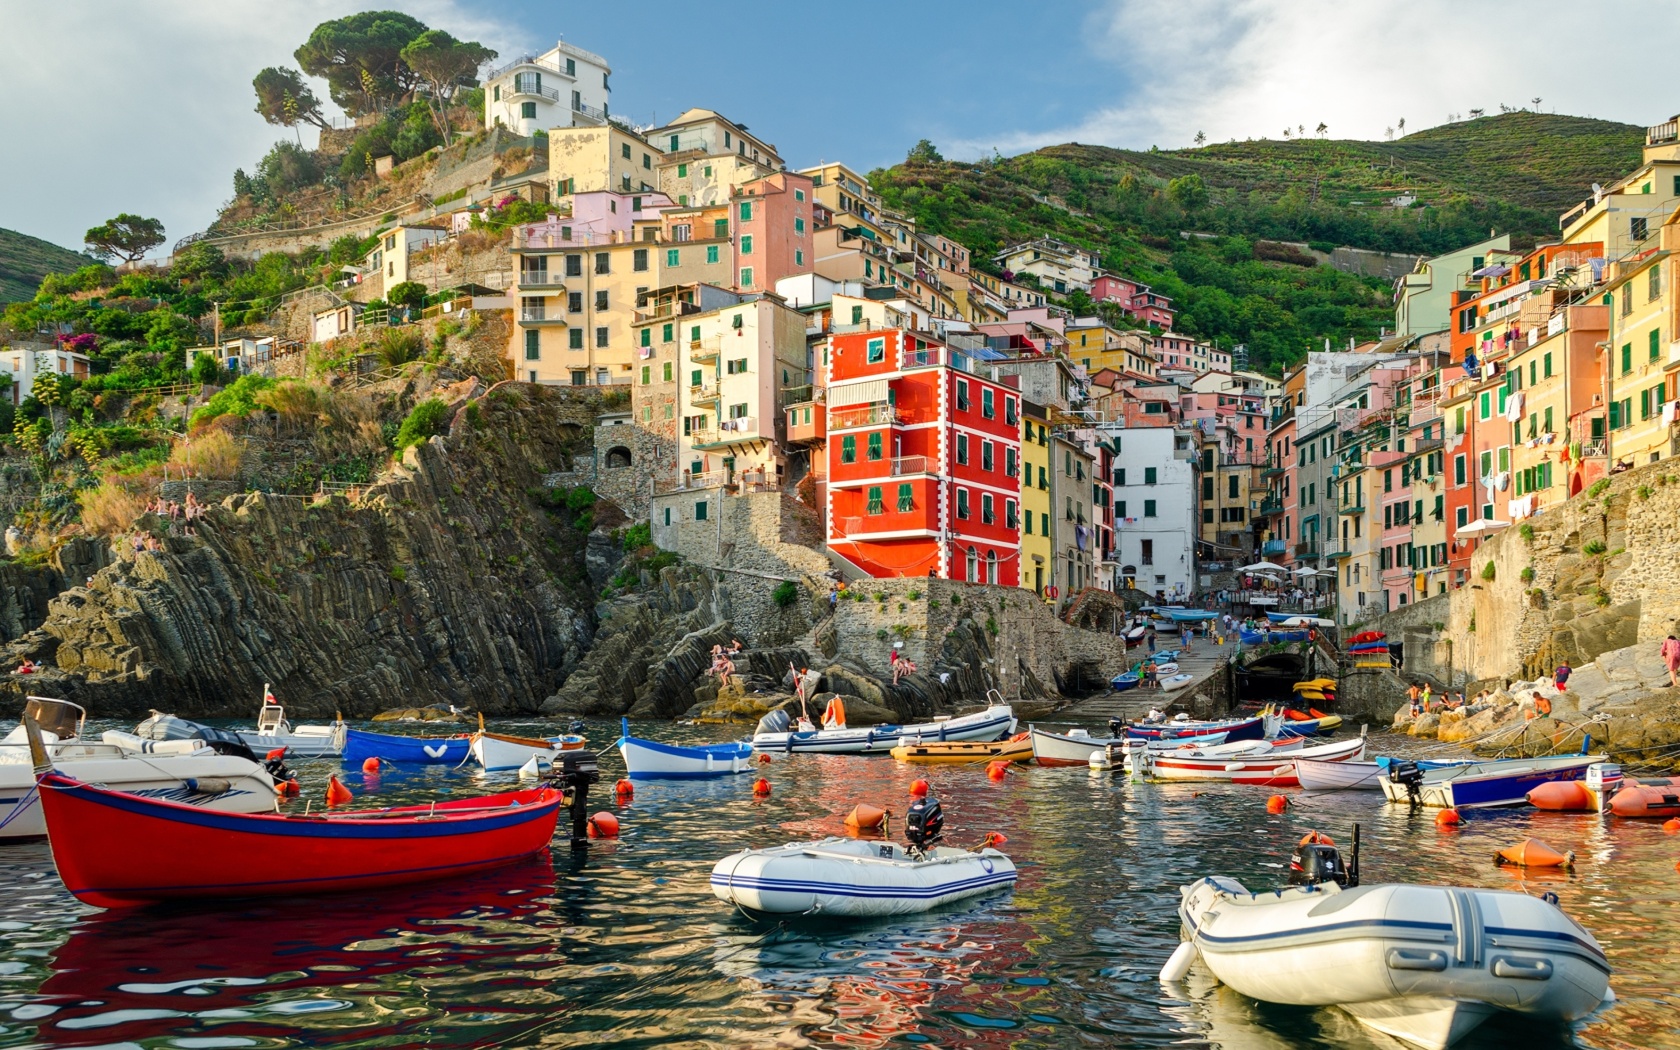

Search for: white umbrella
xmin=1456 ymin=519 xmax=1510 ymax=536
xmin=1237 ymin=561 xmax=1288 ymax=574
xmin=1293 ymin=567 xmax=1320 ymax=576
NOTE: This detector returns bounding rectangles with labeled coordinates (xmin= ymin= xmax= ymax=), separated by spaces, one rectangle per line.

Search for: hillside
xmin=0 ymin=227 xmax=93 ymax=304
xmin=874 ymin=112 xmax=1645 ymax=374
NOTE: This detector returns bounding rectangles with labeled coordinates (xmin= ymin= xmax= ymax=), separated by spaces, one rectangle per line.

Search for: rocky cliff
xmin=0 ymin=383 xmax=608 ymax=718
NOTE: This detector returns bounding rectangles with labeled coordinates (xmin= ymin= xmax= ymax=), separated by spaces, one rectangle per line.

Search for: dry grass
xmin=79 ymin=464 xmax=163 ymax=536
xmin=254 ymin=380 xmax=330 ymax=433
xmin=169 ymin=428 xmax=244 ymax=479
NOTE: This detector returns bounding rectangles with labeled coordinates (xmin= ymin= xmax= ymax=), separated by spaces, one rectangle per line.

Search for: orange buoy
xmin=909 ymin=779 xmax=930 ymax=798
xmin=844 ymin=804 xmax=889 ymax=831
xmin=587 ymin=811 xmax=619 ymax=838
xmin=1265 ymin=794 xmax=1288 ymax=814
xmin=361 ymin=757 xmax=381 ymax=774
xmin=614 ymin=778 xmax=634 ymax=802
xmin=753 ymin=777 xmax=771 ymax=796
xmin=1495 ymin=838 xmax=1574 ymax=868
xmin=1527 ymin=781 xmax=1592 ymax=811
xmin=325 ymin=775 xmax=353 ymax=807
xmin=757 ymin=753 xmax=772 ymax=764
xmin=1435 ymin=808 xmax=1461 ymax=827
xmin=1297 ymin=830 xmax=1334 ymax=847
xmin=986 ymin=761 xmax=1008 ymax=781
xmin=1664 ymin=818 xmax=1680 ymax=833
xmin=979 ymin=831 xmax=1008 ymax=848
xmin=275 ymin=778 xmax=300 ymax=797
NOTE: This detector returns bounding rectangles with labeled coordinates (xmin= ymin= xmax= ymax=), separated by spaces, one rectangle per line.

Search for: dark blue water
xmin=0 ymin=720 xmax=1674 ymax=1049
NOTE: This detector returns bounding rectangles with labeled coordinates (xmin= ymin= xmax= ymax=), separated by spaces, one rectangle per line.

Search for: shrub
xmin=386 ymin=281 xmax=428 ymax=311
xmin=1587 ymin=479 xmax=1610 ymax=499
xmin=1636 ymin=485 xmax=1653 ymax=501
xmin=390 ymin=565 xmax=407 ymax=582
xmin=906 ymin=589 xmax=922 ymax=601
xmin=393 ymin=398 xmax=450 ymax=453
xmin=190 ymin=352 xmax=222 ymax=385
xmin=190 ymin=374 xmax=275 ymax=428
xmin=1582 ymin=540 xmax=1606 ymax=556
xmin=772 ymin=581 xmax=798 ymax=607
xmin=876 ymin=628 xmax=889 ymax=641
xmin=1519 ymin=566 xmax=1535 ymax=583
xmin=985 ymin=615 xmax=999 ymax=636
xmin=620 ymin=521 xmax=651 ymax=551
xmin=78 ymin=477 xmax=152 ymax=535
xmin=1480 ymin=561 xmax=1496 ymax=581
xmin=1594 ymin=589 xmax=1611 ymax=607
xmin=1517 ymin=523 xmax=1534 ymax=543
xmin=375 ymin=326 xmax=424 ymax=367
xmin=565 ymin=487 xmax=597 ymax=512
xmin=170 ymin=428 xmax=244 ymax=478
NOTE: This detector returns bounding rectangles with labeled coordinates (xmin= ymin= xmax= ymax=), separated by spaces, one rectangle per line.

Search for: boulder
xmin=1408 ymin=712 xmax=1441 ymax=738
xmin=372 ymin=703 xmax=461 ymax=722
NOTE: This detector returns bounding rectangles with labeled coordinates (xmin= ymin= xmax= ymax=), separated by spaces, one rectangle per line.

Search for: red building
xmin=826 ymin=329 xmax=1022 ymax=583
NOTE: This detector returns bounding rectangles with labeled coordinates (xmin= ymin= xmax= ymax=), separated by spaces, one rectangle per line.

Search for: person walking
xmin=1663 ymin=635 xmax=1680 ymax=688
xmin=1146 ymin=625 xmax=1157 ymax=653
xmin=1553 ymin=661 xmax=1572 ymax=693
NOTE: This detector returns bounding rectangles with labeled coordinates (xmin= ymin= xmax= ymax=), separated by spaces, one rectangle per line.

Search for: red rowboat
xmin=34 ymin=769 xmax=564 ymax=909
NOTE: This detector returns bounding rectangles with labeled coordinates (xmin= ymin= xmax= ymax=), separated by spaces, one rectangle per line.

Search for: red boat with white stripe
xmin=1145 ymin=735 xmax=1366 ymax=783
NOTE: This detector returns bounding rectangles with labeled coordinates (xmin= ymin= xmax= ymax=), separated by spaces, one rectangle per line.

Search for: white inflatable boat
xmin=1174 ymin=876 xmax=1612 ymax=1048
xmin=233 ymin=692 xmax=346 ymax=758
xmin=750 ymin=704 xmax=1015 ymax=755
xmin=711 ymin=837 xmax=1016 ymax=917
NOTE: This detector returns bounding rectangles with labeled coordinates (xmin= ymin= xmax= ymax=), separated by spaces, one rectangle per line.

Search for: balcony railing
xmin=688 ymin=337 xmax=722 ymax=362
xmin=899 ymin=346 xmax=973 ymax=373
xmin=1256 ymin=496 xmax=1284 ymax=516
xmin=688 ymin=381 xmax=719 ymax=402
xmin=1262 ymin=539 xmax=1288 ymax=556
xmin=655 ymin=469 xmax=728 ymax=494
xmin=1294 ymin=541 xmax=1319 ymax=557
xmin=573 ymin=100 xmax=607 ymax=122
xmin=828 ymin=402 xmax=897 ymax=430
xmin=693 ymin=417 xmax=759 ymax=447
xmin=519 ymin=308 xmax=566 ymax=324
xmin=633 ymin=300 xmax=701 ymax=325
xmin=891 ymin=455 xmax=930 ymax=476
xmin=511 ymin=74 xmax=560 ymax=102
xmin=517 ymin=271 xmax=565 ymax=289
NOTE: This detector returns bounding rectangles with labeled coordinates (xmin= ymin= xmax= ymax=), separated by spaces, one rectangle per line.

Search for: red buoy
xmin=325 ymin=775 xmax=353 ymax=808
xmin=986 ymin=761 xmax=1008 ymax=781
xmin=275 ymin=778 xmax=300 ymax=798
xmin=1663 ymin=818 xmax=1680 ymax=834
xmin=615 ymin=778 xmax=634 ymax=802
xmin=1436 ymin=808 xmax=1462 ymax=827
xmin=1265 ymin=794 xmax=1288 ymax=814
xmin=753 ymin=777 xmax=771 ymax=796
xmin=909 ymin=779 xmax=930 ymax=798
xmin=757 ymin=753 xmax=772 ymax=764
xmin=361 ymin=757 xmax=381 ymax=774
xmin=587 ymin=811 xmax=619 ymax=838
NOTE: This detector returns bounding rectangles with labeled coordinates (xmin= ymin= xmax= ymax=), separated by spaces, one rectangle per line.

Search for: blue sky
xmin=0 ymin=0 xmax=1673 ymax=255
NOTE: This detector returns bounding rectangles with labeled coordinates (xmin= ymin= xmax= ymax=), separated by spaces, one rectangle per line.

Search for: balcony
xmin=688 ymin=381 xmax=720 ymax=404
xmin=510 ymin=74 xmax=561 ymax=102
xmin=1262 ymin=539 xmax=1288 ymax=556
xmin=687 ymin=337 xmax=722 ymax=363
xmin=655 ymin=469 xmax=728 ymax=495
xmin=1293 ymin=541 xmax=1320 ymax=557
xmin=518 ymin=307 xmax=566 ymax=325
xmin=633 ymin=300 xmax=702 ymax=325
xmin=828 ymin=401 xmax=898 ymax=431
xmin=1256 ymin=496 xmax=1284 ymax=516
xmin=1338 ymin=500 xmax=1366 ymax=516
xmin=899 ymin=346 xmax=974 ymax=373
xmin=517 ymin=270 xmax=566 ymax=290
xmin=573 ymin=100 xmax=607 ymax=123
xmin=692 ymin=417 xmax=763 ymax=449
xmin=891 ymin=455 xmax=932 ymax=476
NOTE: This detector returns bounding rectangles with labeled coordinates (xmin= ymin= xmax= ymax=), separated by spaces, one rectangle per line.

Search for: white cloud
xmin=0 ymin=0 xmax=524 ymax=253
xmin=947 ymin=0 xmax=1680 ymax=158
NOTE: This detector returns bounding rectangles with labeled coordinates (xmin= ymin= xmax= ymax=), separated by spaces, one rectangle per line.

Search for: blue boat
xmin=1125 ymin=715 xmax=1264 ymax=742
xmin=1240 ymin=628 xmax=1311 ymax=645
xmin=1265 ymin=611 xmax=1307 ymax=624
xmin=1110 ymin=672 xmax=1141 ymax=691
xmin=1164 ymin=609 xmax=1220 ymax=623
xmin=344 ymin=728 xmax=470 ymax=766
xmin=1379 ymin=754 xmax=1605 ymax=808
xmin=616 ymin=718 xmax=755 ymax=780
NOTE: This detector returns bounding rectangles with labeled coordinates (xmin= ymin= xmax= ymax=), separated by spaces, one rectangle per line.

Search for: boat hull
xmin=711 ymin=837 xmax=1016 ymax=917
xmin=618 ymin=736 xmax=755 ymax=780
xmin=1379 ymin=755 xmax=1604 ymax=808
xmin=471 ymin=731 xmax=563 ymax=772
xmin=343 ymin=728 xmax=469 ymax=766
xmin=35 ymin=772 xmax=562 ymax=908
xmin=889 ymin=735 xmax=1034 ymax=764
xmin=1179 ymin=877 xmax=1610 ymax=1049
xmin=0 ymin=751 xmax=275 ymax=841
xmin=1296 ymin=758 xmax=1384 ymax=791
xmin=751 ymin=706 xmax=1014 ymax=755
xmin=1125 ymin=716 xmax=1263 ymax=742
xmin=236 ymin=723 xmax=347 ymax=759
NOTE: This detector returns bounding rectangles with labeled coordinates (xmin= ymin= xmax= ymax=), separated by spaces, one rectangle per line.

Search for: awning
xmin=1456 ymin=519 xmax=1510 ymax=536
xmin=828 ymin=378 xmax=889 ymax=407
xmin=1237 ymin=561 xmax=1288 ymax=574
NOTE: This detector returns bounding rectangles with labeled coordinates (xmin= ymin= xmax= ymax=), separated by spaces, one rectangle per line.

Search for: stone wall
xmin=547 ymin=422 xmax=672 ymax=520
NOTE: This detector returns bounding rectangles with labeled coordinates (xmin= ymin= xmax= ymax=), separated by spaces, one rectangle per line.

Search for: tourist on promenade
xmin=1146 ymin=626 xmax=1157 ymax=652
xmin=1554 ymin=661 xmax=1572 ymax=693
xmin=1663 ymin=635 xmax=1680 ymax=688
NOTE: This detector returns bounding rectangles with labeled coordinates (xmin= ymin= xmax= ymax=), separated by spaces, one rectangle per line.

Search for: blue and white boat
xmin=1240 ymin=627 xmax=1311 ymax=645
xmin=1379 ymin=753 xmax=1606 ymax=808
xmin=751 ymin=705 xmax=1015 ymax=755
xmin=343 ymin=728 xmax=470 ymax=767
xmin=1124 ymin=714 xmax=1265 ymax=743
xmin=1163 ymin=609 xmax=1220 ymax=623
xmin=711 ymin=836 xmax=1017 ymax=916
xmin=1109 ymin=671 xmax=1142 ymax=691
xmin=617 ymin=718 xmax=755 ymax=780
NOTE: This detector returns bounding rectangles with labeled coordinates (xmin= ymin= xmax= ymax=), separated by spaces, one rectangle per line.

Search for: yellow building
xmin=673 ymin=297 xmax=809 ymax=488
xmin=1066 ymin=323 xmax=1152 ymax=375
xmin=1018 ymin=400 xmax=1053 ymax=596
xmin=1604 ymin=247 xmax=1671 ymax=466
xmin=511 ymin=233 xmax=661 ymax=386
xmin=548 ymin=125 xmax=662 ymax=196
xmin=798 ymin=162 xmax=886 ymax=240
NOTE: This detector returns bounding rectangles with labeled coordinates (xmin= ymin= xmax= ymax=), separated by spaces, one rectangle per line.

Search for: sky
xmin=1 ymin=0 xmax=1676 ymax=256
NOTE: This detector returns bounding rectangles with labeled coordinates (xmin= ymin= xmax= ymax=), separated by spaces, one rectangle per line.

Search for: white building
xmin=675 ymin=297 xmax=808 ymax=490
xmin=994 ymin=238 xmax=1100 ymax=295
xmin=1104 ymin=424 xmax=1199 ymax=601
xmin=483 ymin=41 xmax=611 ymax=136
xmin=2 ymin=347 xmax=89 ymax=404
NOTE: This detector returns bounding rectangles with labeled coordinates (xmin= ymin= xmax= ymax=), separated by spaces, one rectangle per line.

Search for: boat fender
xmin=1495 ymin=838 xmax=1574 ymax=868
xmin=265 ymin=747 xmax=287 ymax=761
xmin=1435 ymin=807 xmax=1461 ymax=827
xmin=276 ymin=778 xmax=301 ymax=797
xmin=1265 ymin=794 xmax=1288 ymax=814
xmin=1663 ymin=818 xmax=1680 ymax=833
xmin=361 ymin=757 xmax=382 ymax=774
xmin=753 ymin=777 xmax=771 ymax=796
xmin=844 ymin=804 xmax=889 ymax=831
xmin=1159 ymin=941 xmax=1197 ymax=983
xmin=979 ymin=831 xmax=1008 ymax=848
xmin=184 ymin=777 xmax=231 ymax=795
xmin=987 ymin=760 xmax=1009 ymax=781
xmin=325 ymin=775 xmax=353 ymax=807
xmin=908 ymin=779 xmax=929 ymax=799
xmin=587 ymin=811 xmax=619 ymax=838
xmin=614 ymin=778 xmax=634 ymax=802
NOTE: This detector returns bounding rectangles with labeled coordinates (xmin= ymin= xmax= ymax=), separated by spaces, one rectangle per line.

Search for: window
xmin=982 ymin=388 xmax=994 ymax=419
xmin=726 ymin=358 xmax=748 ymax=374
xmin=662 ymin=323 xmax=674 ymax=343
xmin=982 ymin=493 xmax=995 ymax=524
xmin=1631 ymin=216 xmax=1649 ymax=241
xmin=569 ymin=328 xmax=584 ymax=350
xmin=1025 ymin=508 xmax=1034 ymax=534
xmin=1005 ymin=447 xmax=1017 ymax=477
xmin=521 ymin=101 xmax=536 ymax=119
xmin=956 ymin=488 xmax=970 ymax=519
xmin=795 ymin=250 xmax=804 ymax=266
xmin=677 ymin=163 xmax=688 ymax=177
xmin=640 ymin=365 xmax=650 ymax=384
xmin=594 ymin=327 xmax=609 ymax=348
xmin=1456 ymin=506 xmax=1469 ymax=528
xmin=795 ymin=217 xmax=805 ymax=234
xmin=740 ymin=235 xmax=753 ymax=255
xmin=663 ymin=362 xmax=672 ymax=381
xmin=739 ymin=267 xmax=753 ymax=287
xmin=1116 ymin=468 xmax=1127 ymax=486
xmin=795 ymin=189 xmax=805 ymax=202
xmin=841 ymin=436 xmax=856 ymax=463
xmin=695 ymin=499 xmax=708 ymax=521
xmin=595 ymin=253 xmax=610 ymax=275
xmin=1006 ymin=500 xmax=1017 ymax=529
xmin=956 ymin=380 xmax=970 ymax=411
xmin=568 ymin=292 xmax=583 ymax=313
xmin=595 ymin=290 xmax=608 ymax=311
xmin=1039 ymin=465 xmax=1047 ymax=489
xmin=1144 ymin=467 xmax=1157 ymax=485
xmin=981 ymin=440 xmax=994 ymax=471
xmin=565 ymin=254 xmax=583 ymax=277
xmin=1454 ymin=454 xmax=1466 ymax=485
xmin=1005 ymin=398 xmax=1018 ymax=425
xmin=866 ymin=337 xmax=885 ymax=363
xmin=633 ymin=248 xmax=648 ymax=272
xmin=621 ymin=143 xmax=631 ymax=159
xmin=897 ymin=483 xmax=914 ymax=512
xmin=642 ymin=153 xmax=651 ymax=170
xmin=956 ymin=434 xmax=969 ymax=465
xmin=1622 ymin=343 xmax=1633 ymax=374
xmin=1116 ymin=500 xmax=1126 ymax=518
xmin=1201 ymin=476 xmax=1214 ymax=501
xmin=738 ymin=201 xmax=753 ymax=222
xmin=662 ymin=248 xmax=677 ymax=268
xmin=866 ymin=486 xmax=884 ymax=515
xmin=706 ymin=245 xmax=719 ymax=264
xmin=524 ymin=330 xmax=540 ymax=360
xmin=1144 ymin=499 xmax=1157 ymax=517
xmin=714 ymin=217 xmax=727 ymax=238
xmin=867 ymin=432 xmax=883 ymax=460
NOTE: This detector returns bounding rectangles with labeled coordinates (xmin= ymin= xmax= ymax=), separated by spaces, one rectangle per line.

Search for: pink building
xmin=1092 ymin=274 xmax=1175 ymax=328
xmin=563 ymin=190 xmax=677 ymax=241
xmin=732 ymin=170 xmax=816 ymax=293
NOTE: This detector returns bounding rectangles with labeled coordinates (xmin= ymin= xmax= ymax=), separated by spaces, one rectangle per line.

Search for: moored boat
xmin=1124 ymin=714 xmax=1265 ymax=743
xmin=1158 ymin=673 xmax=1196 ymax=692
xmin=1381 ymin=754 xmax=1605 ymax=809
xmin=470 ymin=714 xmax=586 ymax=772
xmin=343 ymin=727 xmax=471 ymax=767
xmin=617 ymin=718 xmax=754 ymax=780
xmin=750 ymin=704 xmax=1015 ymax=755
xmin=890 ymin=732 xmax=1033 ymax=765
xmin=234 ymin=689 xmax=347 ymax=759
xmin=1296 ymin=757 xmax=1383 ymax=791
xmin=1139 ymin=736 xmax=1344 ymax=783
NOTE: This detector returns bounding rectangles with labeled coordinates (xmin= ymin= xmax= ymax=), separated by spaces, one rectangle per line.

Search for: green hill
xmin=873 ymin=112 xmax=1645 ymax=373
xmin=0 ymin=227 xmax=94 ymax=304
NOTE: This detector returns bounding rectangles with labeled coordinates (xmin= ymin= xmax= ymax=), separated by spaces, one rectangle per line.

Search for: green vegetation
xmin=392 ymin=397 xmax=450 ymax=453
xmin=620 ymin=521 xmax=651 ymax=552
xmin=0 ymin=228 xmax=93 ymax=303
xmin=1587 ymin=479 xmax=1611 ymax=499
xmin=1518 ymin=522 xmax=1535 ymax=543
xmin=872 ymin=112 xmax=1642 ymax=374
xmin=1480 ymin=561 xmax=1497 ymax=581
xmin=1520 ymin=566 xmax=1535 ymax=583
xmin=190 ymin=374 xmax=276 ymax=428
xmin=1582 ymin=540 xmax=1607 ymax=556
xmin=772 ymin=581 xmax=799 ymax=607
xmin=83 ymin=214 xmax=166 ymax=266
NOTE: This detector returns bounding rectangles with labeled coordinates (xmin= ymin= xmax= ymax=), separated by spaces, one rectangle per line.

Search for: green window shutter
xmin=662 ymin=362 xmax=673 ymax=381
xmin=667 ymin=249 xmax=679 ymax=267
xmin=867 ymin=486 xmax=884 ymax=514
xmin=897 ymin=483 xmax=913 ymax=512
xmin=740 ymin=235 xmax=753 ymax=255
xmin=677 ymin=163 xmax=687 ymax=176
xmin=1622 ymin=344 xmax=1632 ymax=373
xmin=714 ymin=218 xmax=728 ymax=238
xmin=1641 ymin=388 xmax=1651 ymax=420
xmin=867 ymin=432 xmax=882 ymax=459
xmin=640 ymin=365 xmax=650 ymax=384
xmin=841 ymin=436 xmax=856 ymax=463
xmin=1609 ymin=400 xmax=1621 ymax=429
xmin=1652 ymin=328 xmax=1662 ymax=362
xmin=690 ymin=369 xmax=701 ymax=385
xmin=690 ymin=326 xmax=700 ymax=342
xmin=663 ymin=323 xmax=673 ymax=342
xmin=706 ymin=245 xmax=719 ymax=263
xmin=739 ymin=202 xmax=752 ymax=221
xmin=640 ymin=329 xmax=650 ymax=347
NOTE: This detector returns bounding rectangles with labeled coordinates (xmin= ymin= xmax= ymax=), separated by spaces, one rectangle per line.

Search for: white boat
xmin=750 ymin=704 xmax=1015 ymax=755
xmin=617 ymin=718 xmax=755 ymax=780
xmin=1138 ymin=736 xmax=1336 ymax=783
xmin=1379 ymin=754 xmax=1606 ymax=808
xmin=1176 ymin=876 xmax=1612 ymax=1048
xmin=1159 ymin=673 xmax=1197 ymax=692
xmin=234 ymin=689 xmax=346 ymax=759
xmin=0 ymin=698 xmax=279 ymax=841
xmin=1296 ymin=758 xmax=1384 ymax=791
xmin=711 ymin=836 xmax=1016 ymax=916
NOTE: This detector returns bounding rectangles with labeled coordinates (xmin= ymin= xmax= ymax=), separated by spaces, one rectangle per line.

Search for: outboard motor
xmin=262 ymin=748 xmax=295 ymax=785
xmin=546 ymin=747 xmax=601 ymax=847
xmin=1288 ymin=841 xmax=1349 ymax=887
xmin=1107 ymin=717 xmax=1125 ymax=739
xmin=905 ymin=794 xmax=944 ymax=855
xmin=755 ymin=709 xmax=791 ymax=737
xmin=1388 ymin=760 xmax=1425 ymax=805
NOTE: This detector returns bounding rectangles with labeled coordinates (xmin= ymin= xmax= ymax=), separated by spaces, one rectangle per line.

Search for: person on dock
xmin=1143 ymin=659 xmax=1159 ymax=690
xmin=1406 ymin=682 xmax=1421 ymax=712
xmin=1554 ymin=661 xmax=1572 ymax=693
xmin=1662 ymin=635 xmax=1680 ymax=688
xmin=1146 ymin=626 xmax=1157 ymax=652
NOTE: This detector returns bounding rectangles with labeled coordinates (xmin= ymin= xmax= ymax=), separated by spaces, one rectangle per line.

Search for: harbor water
xmin=0 ymin=720 xmax=1676 ymax=1049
